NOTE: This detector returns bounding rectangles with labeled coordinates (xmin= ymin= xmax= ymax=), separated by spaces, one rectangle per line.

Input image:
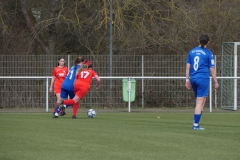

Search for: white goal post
xmin=221 ymin=42 xmax=240 ymax=111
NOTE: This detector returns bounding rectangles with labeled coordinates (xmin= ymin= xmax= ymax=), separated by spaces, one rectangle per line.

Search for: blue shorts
xmin=190 ymin=78 xmax=209 ymax=98
xmin=60 ymin=88 xmax=75 ymax=99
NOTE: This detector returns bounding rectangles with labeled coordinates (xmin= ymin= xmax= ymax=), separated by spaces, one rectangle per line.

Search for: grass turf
xmin=0 ymin=112 xmax=239 ymax=160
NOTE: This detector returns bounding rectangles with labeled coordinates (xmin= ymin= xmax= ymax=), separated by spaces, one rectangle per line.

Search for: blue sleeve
xmin=209 ymin=52 xmax=215 ymax=68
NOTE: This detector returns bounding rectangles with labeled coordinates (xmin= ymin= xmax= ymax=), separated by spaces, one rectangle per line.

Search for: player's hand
xmin=185 ymin=81 xmax=191 ymax=90
xmin=96 ymin=86 xmax=99 ymax=89
xmin=215 ymin=82 xmax=219 ymax=89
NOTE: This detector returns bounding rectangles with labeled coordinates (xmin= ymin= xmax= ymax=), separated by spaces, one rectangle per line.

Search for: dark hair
xmin=57 ymin=57 xmax=65 ymax=66
xmin=199 ymin=34 xmax=209 ymax=48
xmin=74 ymin=56 xmax=85 ymax=69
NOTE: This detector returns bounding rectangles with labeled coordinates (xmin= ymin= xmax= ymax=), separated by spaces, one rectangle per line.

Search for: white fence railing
xmin=0 ymin=76 xmax=239 ymax=112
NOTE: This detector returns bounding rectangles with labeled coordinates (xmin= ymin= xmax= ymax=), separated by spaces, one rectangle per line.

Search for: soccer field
xmin=0 ymin=112 xmax=239 ymax=160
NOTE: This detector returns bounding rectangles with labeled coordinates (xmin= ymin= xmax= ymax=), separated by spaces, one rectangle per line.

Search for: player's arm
xmin=209 ymin=53 xmax=219 ymax=89
xmin=94 ymin=75 xmax=101 ymax=89
xmin=185 ymin=63 xmax=191 ymax=89
xmin=49 ymin=76 xmax=55 ymax=92
xmin=210 ymin=67 xmax=219 ymax=89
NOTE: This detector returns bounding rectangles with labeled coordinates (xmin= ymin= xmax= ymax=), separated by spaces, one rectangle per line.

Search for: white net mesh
xmin=221 ymin=42 xmax=240 ymax=109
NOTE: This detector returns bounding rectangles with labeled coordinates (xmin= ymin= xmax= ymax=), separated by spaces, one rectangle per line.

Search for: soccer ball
xmin=87 ymin=109 xmax=96 ymax=118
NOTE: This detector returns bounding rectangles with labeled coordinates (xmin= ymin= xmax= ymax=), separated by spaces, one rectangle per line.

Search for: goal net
xmin=221 ymin=42 xmax=240 ymax=110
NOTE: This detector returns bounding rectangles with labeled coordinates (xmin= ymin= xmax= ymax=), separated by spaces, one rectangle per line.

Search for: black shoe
xmin=53 ymin=115 xmax=58 ymax=118
xmin=72 ymin=116 xmax=76 ymax=119
xmin=60 ymin=112 xmax=66 ymax=116
xmin=60 ymin=106 xmax=66 ymax=116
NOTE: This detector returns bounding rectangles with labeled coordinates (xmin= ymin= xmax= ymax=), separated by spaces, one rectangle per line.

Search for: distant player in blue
xmin=53 ymin=56 xmax=85 ymax=118
xmin=185 ymin=34 xmax=219 ymax=130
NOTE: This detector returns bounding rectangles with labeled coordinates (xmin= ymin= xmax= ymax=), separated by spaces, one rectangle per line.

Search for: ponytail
xmin=199 ymin=34 xmax=209 ymax=48
xmin=74 ymin=56 xmax=85 ymax=69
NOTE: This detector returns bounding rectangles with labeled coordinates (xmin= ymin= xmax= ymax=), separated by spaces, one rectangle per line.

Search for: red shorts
xmin=54 ymin=83 xmax=62 ymax=94
xmin=74 ymin=84 xmax=90 ymax=99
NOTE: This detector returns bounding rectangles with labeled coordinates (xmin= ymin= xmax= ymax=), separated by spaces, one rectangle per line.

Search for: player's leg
xmin=59 ymin=90 xmax=76 ymax=117
xmin=61 ymin=95 xmax=80 ymax=106
xmin=72 ymin=87 xmax=89 ymax=118
xmin=53 ymin=93 xmax=61 ymax=118
xmin=192 ymin=78 xmax=209 ymax=130
xmin=52 ymin=84 xmax=61 ymax=116
xmin=190 ymin=78 xmax=202 ymax=129
xmin=193 ymin=97 xmax=206 ymax=130
xmin=72 ymin=103 xmax=79 ymax=119
xmin=68 ymin=91 xmax=78 ymax=118
xmin=59 ymin=88 xmax=71 ymax=116
xmin=53 ymin=84 xmax=62 ymax=117
xmin=53 ymin=88 xmax=67 ymax=118
xmin=60 ymin=95 xmax=80 ymax=118
xmin=195 ymin=97 xmax=206 ymax=114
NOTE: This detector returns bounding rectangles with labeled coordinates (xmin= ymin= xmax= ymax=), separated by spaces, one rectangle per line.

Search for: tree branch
xmin=20 ymin=0 xmax=49 ymax=54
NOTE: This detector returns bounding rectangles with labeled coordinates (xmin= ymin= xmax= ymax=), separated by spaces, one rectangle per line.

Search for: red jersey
xmin=75 ymin=69 xmax=97 ymax=87
xmin=52 ymin=66 xmax=69 ymax=91
xmin=74 ymin=69 xmax=97 ymax=99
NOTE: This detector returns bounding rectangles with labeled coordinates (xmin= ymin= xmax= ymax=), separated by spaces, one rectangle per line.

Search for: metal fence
xmin=0 ymin=55 xmax=238 ymax=110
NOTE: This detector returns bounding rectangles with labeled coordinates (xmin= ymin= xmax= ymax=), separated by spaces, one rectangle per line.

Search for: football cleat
xmin=60 ymin=105 xmax=66 ymax=116
xmin=53 ymin=112 xmax=59 ymax=118
xmin=53 ymin=115 xmax=58 ymax=118
xmin=72 ymin=116 xmax=76 ymax=119
xmin=192 ymin=126 xmax=205 ymax=130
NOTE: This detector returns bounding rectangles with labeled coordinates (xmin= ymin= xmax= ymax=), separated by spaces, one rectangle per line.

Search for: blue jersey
xmin=186 ymin=46 xmax=215 ymax=79
xmin=61 ymin=65 xmax=81 ymax=91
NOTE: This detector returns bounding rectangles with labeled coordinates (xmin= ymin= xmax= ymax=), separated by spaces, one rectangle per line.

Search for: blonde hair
xmin=77 ymin=64 xmax=88 ymax=74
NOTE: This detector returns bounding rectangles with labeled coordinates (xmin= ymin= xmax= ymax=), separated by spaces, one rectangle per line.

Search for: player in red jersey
xmin=58 ymin=60 xmax=100 ymax=118
xmin=49 ymin=57 xmax=69 ymax=114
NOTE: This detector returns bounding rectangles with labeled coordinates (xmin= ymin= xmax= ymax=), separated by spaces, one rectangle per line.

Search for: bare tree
xmin=1 ymin=0 xmax=240 ymax=56
xmin=20 ymin=0 xmax=60 ymax=55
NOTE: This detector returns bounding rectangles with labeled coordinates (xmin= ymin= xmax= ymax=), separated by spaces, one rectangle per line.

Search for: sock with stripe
xmin=193 ymin=114 xmax=201 ymax=127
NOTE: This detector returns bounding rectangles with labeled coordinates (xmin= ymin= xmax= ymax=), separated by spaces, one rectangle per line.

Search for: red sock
xmin=63 ymin=99 xmax=75 ymax=106
xmin=72 ymin=103 xmax=79 ymax=116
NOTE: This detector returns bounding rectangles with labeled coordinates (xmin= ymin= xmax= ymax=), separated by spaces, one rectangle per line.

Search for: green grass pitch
xmin=0 ymin=112 xmax=239 ymax=160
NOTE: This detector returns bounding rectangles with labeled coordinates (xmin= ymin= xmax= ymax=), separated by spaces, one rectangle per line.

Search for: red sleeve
xmin=91 ymin=70 xmax=97 ymax=77
xmin=52 ymin=67 xmax=57 ymax=77
xmin=65 ymin=67 xmax=69 ymax=74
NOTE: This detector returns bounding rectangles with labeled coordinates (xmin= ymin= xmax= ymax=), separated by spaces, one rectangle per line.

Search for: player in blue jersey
xmin=53 ymin=56 xmax=85 ymax=118
xmin=185 ymin=34 xmax=219 ymax=130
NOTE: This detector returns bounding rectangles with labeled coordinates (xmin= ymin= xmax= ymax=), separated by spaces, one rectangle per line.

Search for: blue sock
xmin=56 ymin=106 xmax=61 ymax=114
xmin=193 ymin=114 xmax=201 ymax=126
